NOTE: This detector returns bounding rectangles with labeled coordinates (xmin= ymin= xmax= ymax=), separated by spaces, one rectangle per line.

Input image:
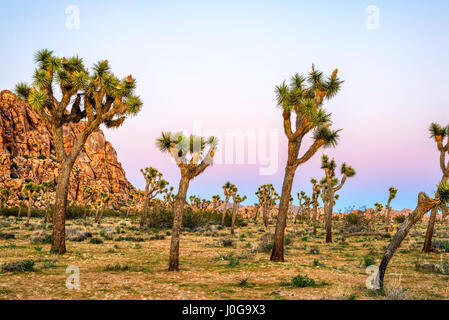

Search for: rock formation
xmin=0 ymin=90 xmax=134 ymax=207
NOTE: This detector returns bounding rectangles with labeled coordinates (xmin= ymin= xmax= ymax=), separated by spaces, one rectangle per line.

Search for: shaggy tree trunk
xmin=126 ymin=207 xmax=131 ymax=219
xmin=83 ymin=206 xmax=88 ymax=220
xmin=374 ymin=193 xmax=438 ymax=290
xmin=221 ymin=196 xmax=230 ymax=228
xmin=17 ymin=202 xmax=23 ymax=218
xmin=325 ymin=201 xmax=333 ymax=243
xmin=168 ymin=175 xmax=190 ymax=271
xmin=270 ymin=165 xmax=295 ymax=262
xmin=231 ymin=202 xmax=239 ymax=235
xmin=98 ymin=205 xmax=105 ymax=225
xmin=312 ymin=204 xmax=318 ymax=235
xmin=253 ymin=206 xmax=259 ymax=221
xmin=51 ymin=159 xmax=76 ymax=254
xmin=423 ymin=207 xmax=438 ymax=252
xmin=262 ymin=200 xmax=269 ymax=228
xmin=442 ymin=203 xmax=448 ymax=223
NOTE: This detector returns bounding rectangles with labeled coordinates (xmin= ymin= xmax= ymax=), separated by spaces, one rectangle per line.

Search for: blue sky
xmin=1 ymin=0 xmax=448 ymax=210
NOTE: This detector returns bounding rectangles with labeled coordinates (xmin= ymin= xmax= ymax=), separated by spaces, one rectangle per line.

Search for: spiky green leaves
xmin=389 ymin=187 xmax=398 ymax=200
xmin=15 ymin=82 xmax=31 ymax=100
xmin=28 ymin=90 xmax=47 ymax=110
xmin=156 ymin=131 xmax=218 ymax=165
xmin=16 ymin=49 xmax=143 ymax=124
xmin=314 ymin=126 xmax=340 ymax=148
xmin=430 ymin=123 xmax=447 ymax=139
xmin=341 ymin=162 xmax=356 ymax=177
xmin=437 ymin=180 xmax=449 ymax=204
xmin=126 ymin=95 xmax=143 ymax=116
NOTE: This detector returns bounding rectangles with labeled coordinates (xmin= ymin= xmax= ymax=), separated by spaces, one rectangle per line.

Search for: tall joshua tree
xmin=374 ymin=182 xmax=449 ymax=290
xmin=310 ymin=179 xmax=321 ymax=235
xmin=231 ymin=193 xmax=247 ymax=234
xmin=385 ymin=187 xmax=398 ymax=227
xmin=15 ymin=49 xmax=143 ymax=254
xmin=221 ymin=182 xmax=236 ymax=227
xmin=271 ymin=66 xmax=343 ymax=262
xmin=320 ymin=155 xmax=355 ymax=243
xmin=422 ymin=123 xmax=449 ymax=252
xmin=156 ymin=131 xmax=217 ymax=271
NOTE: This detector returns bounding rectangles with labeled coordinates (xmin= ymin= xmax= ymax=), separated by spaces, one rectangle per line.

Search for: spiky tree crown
xmin=15 ymin=49 xmax=143 ymax=130
xmin=275 ymin=65 xmax=343 ymax=152
xmin=156 ymin=131 xmax=218 ymax=166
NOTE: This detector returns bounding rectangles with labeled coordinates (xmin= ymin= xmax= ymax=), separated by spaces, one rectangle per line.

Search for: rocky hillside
xmin=0 ymin=90 xmax=134 ymax=206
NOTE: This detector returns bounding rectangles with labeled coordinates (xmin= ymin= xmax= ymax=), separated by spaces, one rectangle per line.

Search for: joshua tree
xmin=422 ymin=123 xmax=449 ymax=252
xmin=212 ymin=195 xmax=222 ymax=210
xmin=230 ymin=194 xmax=247 ymax=234
xmin=163 ymin=187 xmax=175 ymax=208
xmin=140 ymin=167 xmax=169 ymax=225
xmin=271 ymin=66 xmax=343 ymax=262
xmin=256 ymin=184 xmax=278 ymax=228
xmin=294 ymin=191 xmax=308 ymax=223
xmin=15 ymin=49 xmax=143 ymax=254
xmin=156 ymin=131 xmax=217 ymax=271
xmin=310 ymin=178 xmax=321 ymax=235
xmin=96 ymin=191 xmax=110 ymax=225
xmin=23 ymin=182 xmax=42 ymax=225
xmin=385 ymin=187 xmax=398 ymax=227
xmin=320 ymin=155 xmax=355 ymax=243
xmin=0 ymin=186 xmax=12 ymax=208
xmin=71 ymin=165 xmax=82 ymax=204
xmin=374 ymin=181 xmax=449 ymax=290
xmin=221 ymin=182 xmax=236 ymax=227
xmin=81 ymin=185 xmax=94 ymax=220
xmin=253 ymin=202 xmax=261 ymax=221
xmin=41 ymin=181 xmax=55 ymax=224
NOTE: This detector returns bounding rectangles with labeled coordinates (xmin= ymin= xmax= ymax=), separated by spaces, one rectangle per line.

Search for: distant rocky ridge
xmin=0 ymin=90 xmax=134 ymax=206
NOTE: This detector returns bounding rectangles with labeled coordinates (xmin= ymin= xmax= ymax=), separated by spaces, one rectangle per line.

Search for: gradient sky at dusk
xmin=1 ymin=0 xmax=448 ymax=210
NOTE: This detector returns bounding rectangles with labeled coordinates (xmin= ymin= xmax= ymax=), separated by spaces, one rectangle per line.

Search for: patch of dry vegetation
xmin=0 ymin=215 xmax=448 ymax=300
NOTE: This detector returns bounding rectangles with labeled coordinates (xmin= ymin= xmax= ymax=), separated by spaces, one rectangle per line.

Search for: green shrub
xmin=291 ymin=274 xmax=316 ymax=288
xmin=89 ymin=237 xmax=103 ymax=244
xmin=1 ymin=260 xmax=35 ymax=272
xmin=393 ymin=215 xmax=406 ymax=224
xmin=363 ymin=255 xmax=375 ymax=267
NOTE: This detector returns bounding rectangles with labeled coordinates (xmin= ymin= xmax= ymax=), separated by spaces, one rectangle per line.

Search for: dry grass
xmin=1 ymin=215 xmax=449 ymax=300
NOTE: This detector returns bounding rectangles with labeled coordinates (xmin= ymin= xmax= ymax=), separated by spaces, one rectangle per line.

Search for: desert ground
xmin=1 ymin=215 xmax=449 ymax=300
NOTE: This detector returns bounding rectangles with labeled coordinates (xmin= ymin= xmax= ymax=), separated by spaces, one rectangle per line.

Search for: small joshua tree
xmin=163 ymin=187 xmax=175 ymax=208
xmin=230 ymin=193 xmax=247 ymax=235
xmin=385 ymin=187 xmax=398 ymax=227
xmin=140 ymin=167 xmax=169 ymax=225
xmin=81 ymin=185 xmax=94 ymax=220
xmin=271 ymin=66 xmax=343 ymax=262
xmin=0 ymin=186 xmax=12 ymax=209
xmin=156 ymin=131 xmax=217 ymax=271
xmin=23 ymin=182 xmax=42 ymax=225
xmin=41 ymin=181 xmax=55 ymax=224
xmin=320 ymin=155 xmax=355 ymax=243
xmin=96 ymin=191 xmax=110 ymax=225
xmin=212 ymin=195 xmax=222 ymax=211
xmin=15 ymin=49 xmax=143 ymax=254
xmin=310 ymin=179 xmax=321 ymax=235
xmin=374 ymin=181 xmax=449 ymax=290
xmin=256 ymin=184 xmax=278 ymax=229
xmin=221 ymin=182 xmax=236 ymax=227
